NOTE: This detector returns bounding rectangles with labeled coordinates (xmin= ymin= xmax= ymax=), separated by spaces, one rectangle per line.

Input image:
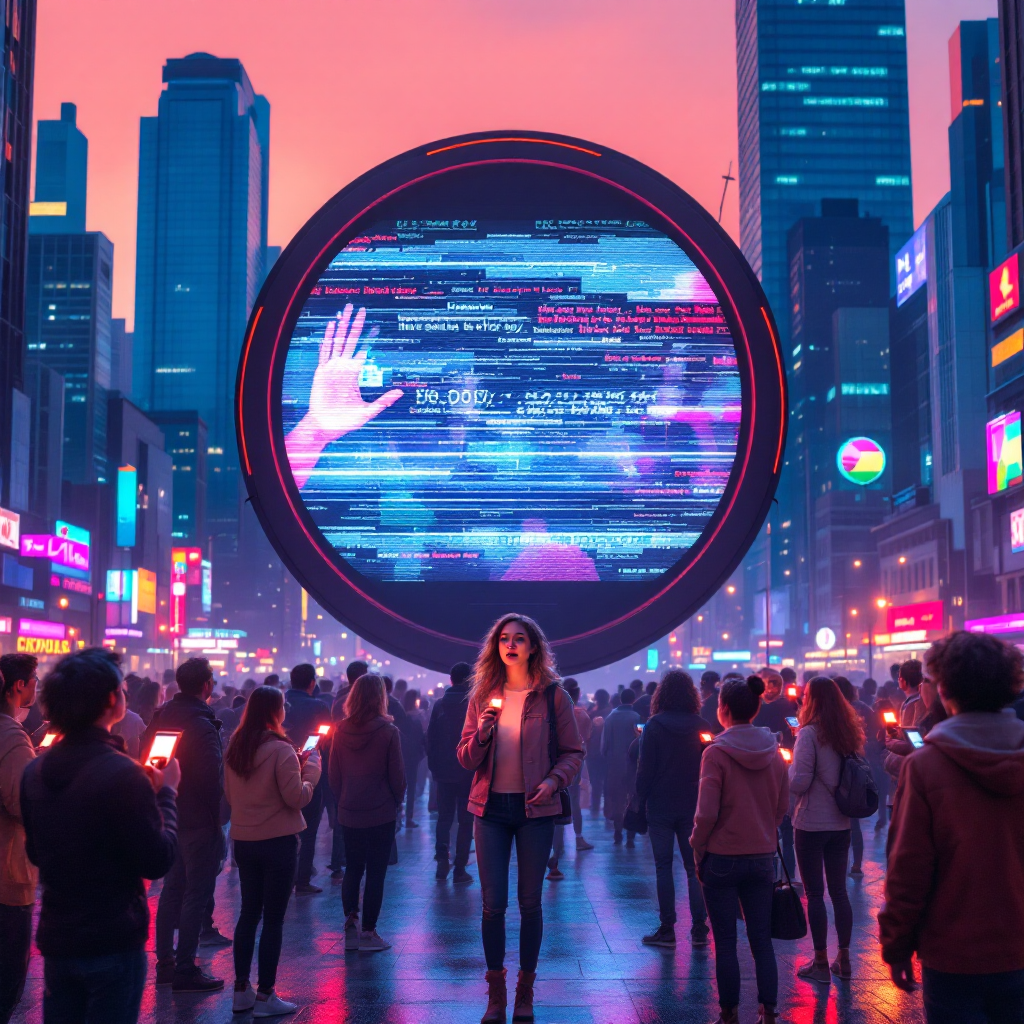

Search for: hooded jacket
xmin=690 ymin=724 xmax=790 ymax=861
xmin=328 ymin=715 xmax=406 ymax=828
xmin=880 ymin=709 xmax=1024 ymax=974
xmin=427 ymin=683 xmax=474 ymax=783
xmin=224 ymin=733 xmax=321 ymax=841
xmin=635 ymin=710 xmax=705 ymax=821
xmin=20 ymin=727 xmax=177 ymax=957
xmin=0 ymin=712 xmax=36 ymax=905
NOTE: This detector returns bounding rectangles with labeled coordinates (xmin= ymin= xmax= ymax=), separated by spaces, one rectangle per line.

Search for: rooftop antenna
xmin=718 ymin=161 xmax=736 ymax=223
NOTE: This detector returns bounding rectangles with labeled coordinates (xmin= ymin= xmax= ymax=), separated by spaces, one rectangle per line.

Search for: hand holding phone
xmin=699 ymin=731 xmax=714 ymax=745
xmin=780 ymin=747 xmax=793 ymax=763
xmin=301 ymin=734 xmax=320 ymax=754
xmin=489 ymin=698 xmax=504 ymax=710
xmin=785 ymin=716 xmax=799 ymax=730
xmin=786 ymin=686 xmax=799 ymax=700
xmin=478 ymin=701 xmax=501 ymax=740
xmin=148 ymin=756 xmax=181 ymax=794
xmin=39 ymin=731 xmax=59 ymax=748
xmin=146 ymin=731 xmax=182 ymax=769
xmin=317 ymin=724 xmax=331 ymax=736
xmin=903 ymin=728 xmax=925 ymax=749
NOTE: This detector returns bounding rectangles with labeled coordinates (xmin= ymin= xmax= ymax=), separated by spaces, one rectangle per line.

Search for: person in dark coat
xmin=426 ymin=662 xmax=475 ymax=882
xmin=282 ymin=664 xmax=333 ymax=895
xmin=587 ymin=689 xmax=610 ymax=818
xmin=142 ymin=657 xmax=226 ymax=990
xmin=636 ymin=670 xmax=709 ymax=948
xmin=397 ymin=691 xmax=426 ymax=828
xmin=632 ymin=681 xmax=658 ymax=722
xmin=21 ymin=649 xmax=179 ymax=1021
xmin=700 ymin=671 xmax=723 ymax=735
xmin=601 ymin=688 xmax=641 ymax=843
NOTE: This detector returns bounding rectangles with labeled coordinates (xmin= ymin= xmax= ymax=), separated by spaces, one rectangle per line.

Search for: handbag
xmin=771 ymin=843 xmax=807 ymax=940
xmin=622 ymin=799 xmax=648 ymax=835
xmin=546 ymin=684 xmax=573 ymax=825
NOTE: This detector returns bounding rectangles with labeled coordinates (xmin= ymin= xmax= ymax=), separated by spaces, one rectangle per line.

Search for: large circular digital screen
xmin=237 ymin=133 xmax=786 ymax=672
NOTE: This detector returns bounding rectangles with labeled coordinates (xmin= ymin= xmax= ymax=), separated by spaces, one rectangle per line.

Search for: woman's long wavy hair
xmin=651 ymin=669 xmax=700 ymax=716
xmin=472 ymin=613 xmax=558 ymax=700
xmin=343 ymin=674 xmax=389 ymax=726
xmin=798 ymin=676 xmax=865 ymax=756
xmin=225 ymin=686 xmax=288 ymax=780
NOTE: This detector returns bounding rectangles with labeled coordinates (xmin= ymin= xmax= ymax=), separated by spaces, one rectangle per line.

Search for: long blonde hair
xmin=471 ymin=613 xmax=558 ymax=700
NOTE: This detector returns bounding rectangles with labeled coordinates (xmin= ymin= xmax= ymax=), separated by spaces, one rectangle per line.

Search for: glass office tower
xmin=133 ymin=53 xmax=269 ymax=551
xmin=29 ymin=102 xmax=86 ymax=233
xmin=736 ymin=0 xmax=914 ymax=342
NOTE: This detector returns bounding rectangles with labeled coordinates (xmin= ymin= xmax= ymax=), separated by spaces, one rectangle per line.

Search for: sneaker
xmin=359 ymin=929 xmax=391 ymax=952
xmin=435 ymin=859 xmax=450 ymax=881
xmin=546 ymin=866 xmax=565 ymax=881
xmin=830 ymin=952 xmax=852 ymax=980
xmin=452 ymin=866 xmax=474 ymax=884
xmin=294 ymin=882 xmax=322 ymax=895
xmin=156 ymin=958 xmax=176 ymax=986
xmin=575 ymin=836 xmax=594 ymax=851
xmin=199 ymin=926 xmax=233 ymax=947
xmin=253 ymin=992 xmax=298 ymax=1017
xmin=642 ymin=925 xmax=676 ymax=948
xmin=797 ymin=959 xmax=832 ymax=986
xmin=331 ymin=869 xmax=344 ymax=884
xmin=613 ymin=831 xmax=623 ymax=845
xmin=233 ymin=984 xmax=257 ymax=1013
xmin=625 ymin=836 xmax=636 ymax=849
xmin=547 ymin=855 xmax=558 ymax=869
xmin=406 ymin=819 xmax=419 ymax=828
xmin=172 ymin=965 xmax=225 ymax=992
xmin=344 ymin=913 xmax=360 ymax=951
xmin=691 ymin=929 xmax=710 ymax=949
xmin=849 ymin=865 xmax=863 ymax=877
xmin=309 ymin=865 xmax=318 ymax=877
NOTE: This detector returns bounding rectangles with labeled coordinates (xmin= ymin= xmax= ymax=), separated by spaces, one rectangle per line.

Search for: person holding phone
xmin=789 ymin=677 xmax=865 ymax=986
xmin=224 ymin=685 xmax=321 ymax=1016
xmin=328 ymin=674 xmax=406 ymax=954
xmin=457 ymin=614 xmax=582 ymax=1024
xmin=691 ymin=675 xmax=789 ymax=1024
xmin=20 ymin=649 xmax=180 ymax=1024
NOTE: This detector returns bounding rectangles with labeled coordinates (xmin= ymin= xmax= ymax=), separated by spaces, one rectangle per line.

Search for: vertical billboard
xmin=991 ymin=253 xmax=1021 ymax=323
xmin=987 ymin=411 xmax=1024 ymax=494
xmin=170 ymin=548 xmax=187 ymax=636
xmin=895 ymin=224 xmax=927 ymax=307
xmin=0 ymin=508 xmax=20 ymax=551
xmin=116 ymin=466 xmax=137 ymax=547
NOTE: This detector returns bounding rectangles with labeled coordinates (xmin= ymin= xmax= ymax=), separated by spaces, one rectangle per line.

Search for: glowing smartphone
xmin=39 ymin=731 xmax=59 ymax=748
xmin=882 ymin=710 xmax=898 ymax=727
xmin=780 ymin=748 xmax=793 ymax=763
xmin=699 ymin=731 xmax=714 ymax=744
xmin=904 ymin=728 xmax=924 ymax=749
xmin=785 ymin=716 xmax=799 ymax=729
xmin=786 ymin=686 xmax=798 ymax=699
xmin=301 ymin=734 xmax=320 ymax=754
xmin=317 ymin=723 xmax=331 ymax=736
xmin=635 ymin=723 xmax=645 ymax=734
xmin=489 ymin=698 xmax=503 ymax=709
xmin=146 ymin=731 xmax=181 ymax=768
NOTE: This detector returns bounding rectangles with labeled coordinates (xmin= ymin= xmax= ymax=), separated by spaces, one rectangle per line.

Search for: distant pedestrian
xmin=633 ymin=680 xmax=657 ymax=722
xmin=548 ymin=677 xmax=594 ymax=877
xmin=602 ymin=687 xmax=641 ymax=844
xmin=586 ymin=689 xmax=610 ymax=818
xmin=329 ymin=674 xmax=405 ymax=953
xmin=881 ymin=632 xmax=1024 ymax=1023
xmin=224 ymin=685 xmax=321 ymax=1016
xmin=398 ymin=690 xmax=426 ymax=828
xmin=699 ymin=671 xmax=723 ymax=735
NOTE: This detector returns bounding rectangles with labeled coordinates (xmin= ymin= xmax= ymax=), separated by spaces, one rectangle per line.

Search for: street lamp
xmin=869 ymin=597 xmax=888 ymax=680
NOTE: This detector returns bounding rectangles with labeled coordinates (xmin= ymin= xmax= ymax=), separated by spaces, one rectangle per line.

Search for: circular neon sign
xmin=236 ymin=132 xmax=787 ymax=672
xmin=837 ymin=437 xmax=886 ymax=486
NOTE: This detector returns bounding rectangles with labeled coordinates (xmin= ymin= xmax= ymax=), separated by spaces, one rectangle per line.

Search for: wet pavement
xmin=12 ymin=796 xmax=926 ymax=1023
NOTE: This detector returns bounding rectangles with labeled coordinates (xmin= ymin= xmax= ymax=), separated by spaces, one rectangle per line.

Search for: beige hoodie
xmin=225 ymin=733 xmax=321 ymax=842
xmin=0 ymin=712 xmax=37 ymax=905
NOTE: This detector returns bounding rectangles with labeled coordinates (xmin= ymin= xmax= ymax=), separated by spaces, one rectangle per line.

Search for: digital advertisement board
xmin=987 ymin=411 xmax=1024 ymax=494
xmin=236 ymin=133 xmax=787 ymax=671
xmin=836 ymin=437 xmax=886 ymax=486
xmin=991 ymin=253 xmax=1020 ymax=323
xmin=895 ymin=224 xmax=927 ymax=307
xmin=1012 ymin=507 xmax=1024 ymax=554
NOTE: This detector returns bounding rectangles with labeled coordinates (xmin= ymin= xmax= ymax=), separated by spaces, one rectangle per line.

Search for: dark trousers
xmin=794 ymin=828 xmax=853 ymax=950
xmin=435 ymin=778 xmax=473 ymax=869
xmin=405 ymin=760 xmax=420 ymax=822
xmin=0 ymin=903 xmax=32 ymax=1024
xmin=475 ymin=793 xmax=555 ymax=973
xmin=43 ymin=950 xmax=146 ymax=1024
xmin=648 ymin=813 xmax=708 ymax=933
xmin=155 ymin=825 xmax=224 ymax=969
xmin=296 ymin=780 xmax=324 ymax=885
xmin=587 ymin=757 xmax=607 ymax=814
xmin=923 ymin=967 xmax=1024 ymax=1024
xmin=850 ymin=816 xmax=863 ymax=868
xmin=341 ymin=821 xmax=395 ymax=931
xmin=233 ymin=834 xmax=298 ymax=993
xmin=700 ymin=852 xmax=777 ymax=1010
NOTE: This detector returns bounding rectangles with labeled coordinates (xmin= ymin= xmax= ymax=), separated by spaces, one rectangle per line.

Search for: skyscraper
xmin=148 ymin=410 xmax=207 ymax=545
xmin=736 ymin=0 xmax=913 ymax=341
xmin=133 ymin=53 xmax=269 ymax=552
xmin=28 ymin=102 xmax=86 ymax=234
xmin=0 ymin=0 xmax=37 ymax=513
xmin=1001 ymin=0 xmax=1024 ymax=249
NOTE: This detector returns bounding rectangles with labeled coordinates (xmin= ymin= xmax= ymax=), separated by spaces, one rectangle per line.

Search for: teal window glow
xmin=775 ymin=175 xmax=800 ymax=185
xmin=116 ymin=466 xmax=137 ymax=547
xmin=878 ymin=25 xmax=905 ymax=36
xmin=647 ymin=648 xmax=659 ymax=671
xmin=802 ymin=97 xmax=888 ymax=107
xmin=826 ymin=387 xmax=836 ymax=402
xmin=841 ymin=382 xmax=890 ymax=395
xmin=876 ymin=175 xmax=911 ymax=186
xmin=780 ymin=128 xmax=808 ymax=137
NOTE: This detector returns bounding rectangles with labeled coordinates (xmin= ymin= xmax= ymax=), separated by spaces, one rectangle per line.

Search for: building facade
xmin=133 ymin=53 xmax=269 ymax=553
xmin=149 ymin=410 xmax=207 ymax=545
xmin=1001 ymin=0 xmax=1024 ymax=249
xmin=28 ymin=101 xmax=86 ymax=234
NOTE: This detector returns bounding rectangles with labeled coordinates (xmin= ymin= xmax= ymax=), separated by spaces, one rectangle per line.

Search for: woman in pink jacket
xmin=691 ymin=675 xmax=790 ymax=1024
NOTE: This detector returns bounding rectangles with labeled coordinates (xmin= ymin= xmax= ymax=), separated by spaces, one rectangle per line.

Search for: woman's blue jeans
xmin=475 ymin=793 xmax=555 ymax=972
xmin=700 ymin=852 xmax=778 ymax=1010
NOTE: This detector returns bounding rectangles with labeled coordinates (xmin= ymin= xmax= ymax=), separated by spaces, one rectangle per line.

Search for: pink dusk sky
xmin=33 ymin=0 xmax=997 ymax=327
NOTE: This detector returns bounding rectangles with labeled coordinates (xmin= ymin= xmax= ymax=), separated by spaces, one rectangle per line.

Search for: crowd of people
xmin=0 ymin=617 xmax=1022 ymax=1023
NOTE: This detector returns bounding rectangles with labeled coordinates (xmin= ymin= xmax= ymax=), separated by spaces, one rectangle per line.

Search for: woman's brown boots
xmin=481 ymin=969 xmax=507 ymax=1023
xmin=512 ymin=971 xmax=536 ymax=1021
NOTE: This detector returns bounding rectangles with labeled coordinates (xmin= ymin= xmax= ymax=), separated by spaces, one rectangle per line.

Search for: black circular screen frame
xmin=236 ymin=131 xmax=787 ymax=674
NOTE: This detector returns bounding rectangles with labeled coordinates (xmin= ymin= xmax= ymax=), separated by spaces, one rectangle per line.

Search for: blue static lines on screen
xmin=281 ymin=220 xmax=741 ymax=583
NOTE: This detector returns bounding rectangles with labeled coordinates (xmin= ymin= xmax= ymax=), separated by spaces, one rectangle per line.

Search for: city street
xmin=12 ymin=794 xmax=924 ymax=1024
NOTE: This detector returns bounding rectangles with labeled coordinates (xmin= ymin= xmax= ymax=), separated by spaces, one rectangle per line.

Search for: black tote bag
xmin=771 ymin=843 xmax=807 ymax=940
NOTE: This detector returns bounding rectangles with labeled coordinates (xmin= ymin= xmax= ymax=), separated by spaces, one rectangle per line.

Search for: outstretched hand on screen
xmin=285 ymin=304 xmax=402 ymax=488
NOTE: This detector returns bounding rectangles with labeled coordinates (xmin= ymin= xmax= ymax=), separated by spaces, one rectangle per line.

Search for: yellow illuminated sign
xmin=17 ymin=636 xmax=70 ymax=655
xmin=992 ymin=328 xmax=1024 ymax=367
xmin=29 ymin=201 xmax=67 ymax=217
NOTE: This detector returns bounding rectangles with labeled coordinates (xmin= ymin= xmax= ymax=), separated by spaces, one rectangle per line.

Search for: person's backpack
xmin=834 ymin=751 xmax=879 ymax=818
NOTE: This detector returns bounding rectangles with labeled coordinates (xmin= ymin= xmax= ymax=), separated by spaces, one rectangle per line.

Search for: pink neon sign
xmin=21 ymin=534 xmax=90 ymax=572
xmin=18 ymin=618 xmax=66 ymax=640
